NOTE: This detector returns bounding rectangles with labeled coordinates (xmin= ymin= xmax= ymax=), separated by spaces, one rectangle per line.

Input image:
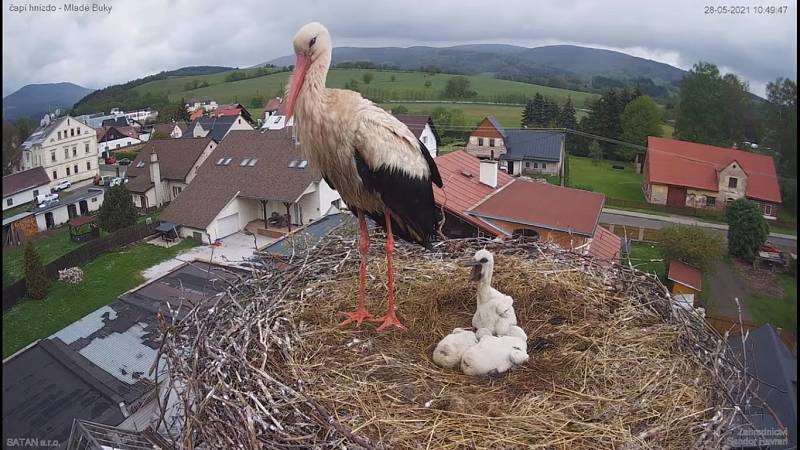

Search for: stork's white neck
xmin=296 ymin=51 xmax=331 ymax=119
xmin=477 ymin=264 xmax=494 ymax=301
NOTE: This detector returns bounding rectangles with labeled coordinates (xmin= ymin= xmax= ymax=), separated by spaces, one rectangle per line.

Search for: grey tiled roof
xmin=500 ymin=130 xmax=564 ymax=162
xmin=487 ymin=115 xmax=507 ymax=139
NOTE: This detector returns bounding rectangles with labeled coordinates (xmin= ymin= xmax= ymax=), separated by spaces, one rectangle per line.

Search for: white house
xmin=20 ymin=115 xmax=101 ymax=188
xmin=161 ymin=129 xmax=342 ymax=243
xmin=184 ymin=115 xmax=253 ymax=141
xmin=76 ymin=112 xmax=126 ymax=129
xmin=34 ymin=188 xmax=105 ymax=231
xmin=394 ymin=114 xmax=440 ymax=158
xmin=2 ymin=167 xmax=52 ymax=211
xmin=125 ymin=138 xmax=218 ymax=209
xmin=186 ymin=98 xmax=219 ymax=113
xmin=124 ymin=109 xmax=158 ymax=123
xmin=97 ymin=126 xmax=143 ymax=157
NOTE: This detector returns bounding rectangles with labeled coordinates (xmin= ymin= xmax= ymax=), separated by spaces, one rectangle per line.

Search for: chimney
xmin=149 ymin=151 xmax=163 ymax=207
xmin=479 ymin=160 xmax=498 ymax=188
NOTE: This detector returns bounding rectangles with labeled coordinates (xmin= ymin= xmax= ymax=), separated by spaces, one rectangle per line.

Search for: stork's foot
xmin=373 ymin=311 xmax=407 ymax=332
xmin=339 ymin=308 xmax=374 ymax=326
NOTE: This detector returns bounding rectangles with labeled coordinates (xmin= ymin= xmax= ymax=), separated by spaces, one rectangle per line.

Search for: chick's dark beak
xmin=463 ymin=260 xmax=482 ymax=281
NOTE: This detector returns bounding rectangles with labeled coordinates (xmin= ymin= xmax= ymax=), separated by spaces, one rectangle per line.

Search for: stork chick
xmin=465 ymin=250 xmax=518 ymax=336
xmin=284 ymin=23 xmax=442 ymax=331
xmin=432 ymin=328 xmax=480 ymax=369
xmin=460 ymin=326 xmax=529 ymax=376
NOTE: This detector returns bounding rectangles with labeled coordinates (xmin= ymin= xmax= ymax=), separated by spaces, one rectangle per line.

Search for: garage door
xmin=666 ymin=186 xmax=687 ymax=207
xmin=216 ymin=213 xmax=240 ymax=239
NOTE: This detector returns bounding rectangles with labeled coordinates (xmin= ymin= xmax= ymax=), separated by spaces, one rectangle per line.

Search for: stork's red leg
xmin=375 ymin=209 xmax=407 ymax=332
xmin=340 ymin=209 xmax=374 ymax=326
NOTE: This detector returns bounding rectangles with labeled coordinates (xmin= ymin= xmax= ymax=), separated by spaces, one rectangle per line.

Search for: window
xmin=70 ymin=129 xmax=75 ymax=137
xmin=66 ymin=167 xmax=71 ymax=176
xmin=173 ymin=186 xmax=183 ymax=197
xmin=542 ymin=163 xmax=547 ymax=169
xmin=489 ymin=139 xmax=495 ymax=147
xmin=533 ymin=162 xmax=538 ymax=169
xmin=52 ymin=170 xmax=57 ymax=179
xmin=240 ymin=158 xmax=251 ymax=166
xmin=706 ymin=196 xmax=716 ymax=207
xmin=726 ymin=198 xmax=734 ymax=205
xmin=72 ymin=146 xmax=77 ymax=157
xmin=298 ymin=160 xmax=308 ymax=169
xmin=288 ymin=160 xmax=298 ymax=168
xmin=85 ymin=143 xmax=90 ymax=154
xmin=116 ymin=143 xmax=121 ymax=149
xmin=223 ymin=158 xmax=232 ymax=165
xmin=74 ymin=164 xmax=78 ymax=174
xmin=136 ymin=161 xmax=145 ymax=168
xmin=478 ymin=138 xmax=484 ymax=146
xmin=64 ymin=148 xmax=69 ymax=159
xmin=26 ymin=153 xmax=30 ymax=162
xmin=728 ymin=177 xmax=738 ymax=188
xmin=525 ymin=162 xmax=531 ymax=168
xmin=58 ymin=131 xmax=62 ymax=140
xmin=247 ymin=159 xmax=257 ymax=166
xmin=91 ymin=197 xmax=97 ymax=202
xmin=86 ymin=161 xmax=91 ymax=170
xmin=421 ymin=136 xmax=427 ymax=144
xmin=6 ymin=198 xmax=13 ymax=207
xmin=216 ymin=158 xmax=225 ymax=165
xmin=33 ymin=189 xmax=39 ymax=197
xmin=193 ymin=231 xmax=203 ymax=241
xmin=51 ymin=151 xmax=56 ymax=162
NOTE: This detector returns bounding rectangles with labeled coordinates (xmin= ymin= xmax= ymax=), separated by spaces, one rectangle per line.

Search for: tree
xmin=521 ymin=100 xmax=535 ymax=127
xmin=24 ymin=241 xmax=49 ymax=300
xmin=158 ymin=99 xmax=190 ymax=122
xmin=762 ymin=78 xmax=797 ymax=178
xmin=655 ymin=225 xmax=725 ymax=271
xmin=98 ymin=185 xmax=138 ymax=232
xmin=442 ymin=76 xmax=477 ymax=100
xmin=557 ymin=97 xmax=577 ymax=130
xmin=250 ymin=95 xmax=265 ymax=108
xmin=424 ymin=80 xmax=432 ymax=88
xmin=362 ymin=72 xmax=374 ymax=84
xmin=725 ymin=199 xmax=769 ymax=262
xmin=390 ymin=75 xmax=396 ymax=82
xmin=430 ymin=107 xmax=466 ymax=131
xmin=344 ymin=79 xmax=360 ymax=92
xmin=621 ymin=95 xmax=663 ymax=147
xmin=529 ymin=93 xmax=547 ymax=127
xmin=391 ymin=105 xmax=409 ymax=114
xmin=2 ymin=121 xmax=22 ymax=175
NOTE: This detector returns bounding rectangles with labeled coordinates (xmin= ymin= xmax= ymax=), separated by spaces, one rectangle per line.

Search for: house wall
xmin=184 ymin=141 xmax=217 ymax=184
xmin=671 ymin=283 xmax=699 ymax=296
xmin=686 ymin=188 xmax=722 ymax=209
xmin=464 ymin=118 xmax=506 ymax=160
xmin=3 ymin=185 xmax=47 ymax=210
xmin=99 ymin=137 xmax=142 ymax=156
xmin=33 ymin=188 xmax=104 ymax=231
xmin=420 ymin=124 xmax=438 ymax=158
xmin=519 ymin=159 xmax=560 ymax=176
xmin=131 ymin=188 xmax=156 ymax=209
xmin=228 ymin=116 xmax=254 ymax=134
xmin=206 ymin=197 xmax=261 ymax=241
xmin=483 ymin=218 xmax=590 ymax=250
xmin=647 ymin=183 xmax=669 ymax=205
xmin=166 ymin=181 xmax=188 ymax=202
xmin=21 ymin=117 xmax=100 ymax=187
xmin=717 ymin=162 xmax=748 ymax=202
xmin=177 ymin=226 xmax=211 ymax=244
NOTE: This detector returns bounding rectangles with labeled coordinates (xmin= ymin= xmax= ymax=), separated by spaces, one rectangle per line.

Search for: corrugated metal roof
xmin=501 ymin=130 xmax=564 ymax=162
xmin=486 ymin=115 xmax=507 ymax=139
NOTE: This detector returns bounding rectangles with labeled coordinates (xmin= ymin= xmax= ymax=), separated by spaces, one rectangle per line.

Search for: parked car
xmin=118 ymin=158 xmax=131 ymax=166
xmin=35 ymin=193 xmax=58 ymax=205
xmin=105 ymin=155 xmax=117 ymax=164
xmin=52 ymin=179 xmax=72 ymax=191
xmin=38 ymin=198 xmax=59 ymax=209
xmin=109 ymin=177 xmax=124 ymax=187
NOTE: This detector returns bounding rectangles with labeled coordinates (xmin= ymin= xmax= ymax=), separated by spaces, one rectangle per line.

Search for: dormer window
xmin=298 ymin=160 xmax=308 ymax=169
xmin=728 ymin=177 xmax=738 ymax=189
xmin=216 ymin=158 xmax=225 ymax=165
xmin=247 ymin=159 xmax=257 ymax=166
xmin=136 ymin=161 xmax=145 ymax=168
xmin=240 ymin=158 xmax=251 ymax=166
xmin=223 ymin=158 xmax=232 ymax=165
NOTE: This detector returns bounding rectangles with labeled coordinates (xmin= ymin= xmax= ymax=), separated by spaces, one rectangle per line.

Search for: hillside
xmin=124 ymin=68 xmax=599 ymax=120
xmin=2 ymin=82 xmax=94 ymax=120
xmin=264 ymin=44 xmax=686 ymax=98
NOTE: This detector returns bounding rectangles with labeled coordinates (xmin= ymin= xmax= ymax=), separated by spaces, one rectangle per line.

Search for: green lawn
xmin=3 ymin=203 xmax=33 ymax=219
xmin=567 ymin=156 xmax=646 ymax=202
xmin=746 ymin=274 xmax=797 ymax=335
xmin=2 ymin=239 xmax=201 ymax=358
xmin=2 ymin=227 xmax=83 ymax=288
xmin=626 ymin=242 xmax=667 ymax=282
xmin=662 ymin=124 xmax=675 ymax=138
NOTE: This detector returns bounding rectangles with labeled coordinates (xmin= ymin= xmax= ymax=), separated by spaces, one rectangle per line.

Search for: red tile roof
xmin=214 ymin=105 xmax=243 ymax=117
xmin=432 ymin=151 xmax=513 ymax=233
xmin=668 ymin=260 xmax=702 ymax=291
xmin=646 ymin=137 xmax=781 ymax=204
xmin=265 ymin=98 xmax=282 ymax=112
xmin=190 ymin=109 xmax=205 ymax=121
xmin=588 ymin=225 xmax=621 ymax=264
xmin=470 ymin=181 xmax=605 ymax=237
xmin=394 ymin=114 xmax=431 ymax=139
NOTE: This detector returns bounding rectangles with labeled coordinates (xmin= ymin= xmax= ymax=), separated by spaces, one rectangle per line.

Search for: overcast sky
xmin=2 ymin=0 xmax=797 ymax=97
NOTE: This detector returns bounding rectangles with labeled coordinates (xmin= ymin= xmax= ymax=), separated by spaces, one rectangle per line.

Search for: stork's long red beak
xmin=285 ymin=54 xmax=311 ymax=120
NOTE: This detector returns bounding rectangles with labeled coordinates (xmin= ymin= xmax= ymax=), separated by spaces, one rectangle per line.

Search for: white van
xmin=35 ymin=193 xmax=59 ymax=205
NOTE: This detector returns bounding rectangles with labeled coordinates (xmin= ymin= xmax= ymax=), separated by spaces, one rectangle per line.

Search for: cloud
xmin=2 ymin=0 xmax=796 ymax=97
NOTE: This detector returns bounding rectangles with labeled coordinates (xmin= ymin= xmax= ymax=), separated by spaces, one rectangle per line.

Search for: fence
xmin=2 ymin=221 xmax=160 ymax=310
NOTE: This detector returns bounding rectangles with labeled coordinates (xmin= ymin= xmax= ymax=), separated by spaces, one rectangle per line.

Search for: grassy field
xmin=379 ymin=102 xmax=524 ymax=128
xmin=3 ymin=227 xmax=83 ymax=288
xmin=567 ymin=156 xmax=646 ymax=202
xmin=2 ymin=239 xmax=200 ymax=358
xmin=746 ymin=274 xmax=797 ymax=335
xmin=132 ymin=69 xmax=598 ymax=113
xmin=626 ymin=242 xmax=666 ymax=282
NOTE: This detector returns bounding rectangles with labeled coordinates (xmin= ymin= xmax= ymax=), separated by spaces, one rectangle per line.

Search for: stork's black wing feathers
xmin=354 ymin=144 xmax=441 ymax=248
xmin=322 ymin=174 xmax=336 ymax=190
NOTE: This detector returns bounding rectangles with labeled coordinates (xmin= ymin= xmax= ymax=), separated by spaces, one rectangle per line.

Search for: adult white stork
xmin=285 ymin=22 xmax=443 ymax=331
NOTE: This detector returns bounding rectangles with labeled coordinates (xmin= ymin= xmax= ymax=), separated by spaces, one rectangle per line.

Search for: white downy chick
xmin=466 ymin=249 xmax=518 ymax=335
xmin=432 ymin=327 xmax=479 ymax=368
xmin=460 ymin=326 xmax=529 ymax=376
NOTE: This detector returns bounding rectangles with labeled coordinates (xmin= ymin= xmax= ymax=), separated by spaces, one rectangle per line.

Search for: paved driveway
xmin=143 ymin=232 xmax=276 ymax=281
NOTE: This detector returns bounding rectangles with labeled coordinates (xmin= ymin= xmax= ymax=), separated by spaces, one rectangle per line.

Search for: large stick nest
xmin=156 ymin=222 xmax=755 ymax=449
